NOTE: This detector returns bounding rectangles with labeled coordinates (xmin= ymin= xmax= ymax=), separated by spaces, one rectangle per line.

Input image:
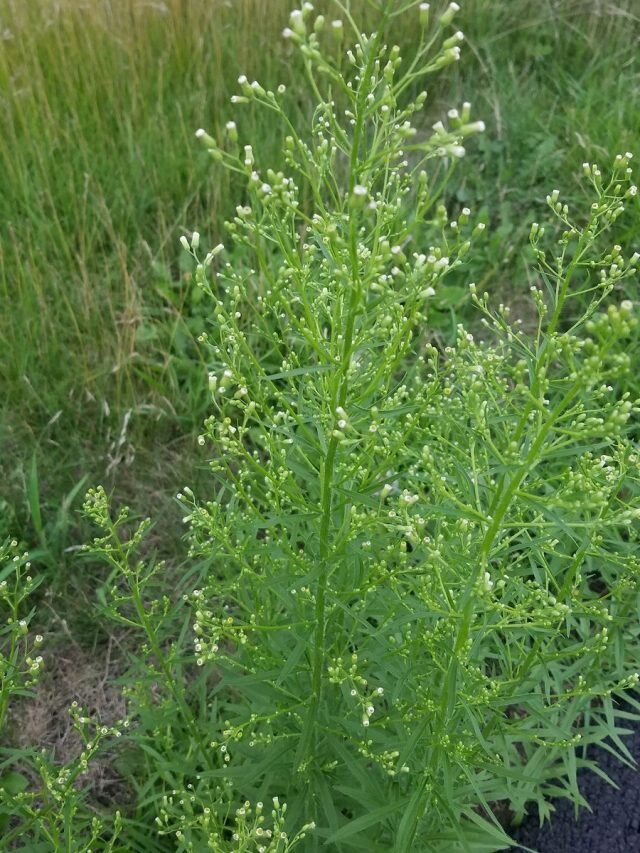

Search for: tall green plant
xmin=75 ymin=2 xmax=640 ymax=850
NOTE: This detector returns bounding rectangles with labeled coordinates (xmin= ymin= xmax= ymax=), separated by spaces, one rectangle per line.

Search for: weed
xmin=1 ymin=2 xmax=640 ymax=851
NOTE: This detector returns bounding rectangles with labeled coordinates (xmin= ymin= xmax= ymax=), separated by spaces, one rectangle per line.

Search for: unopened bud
xmin=460 ymin=120 xmax=485 ymax=136
xmin=195 ymin=128 xmax=216 ymax=148
xmin=443 ymin=31 xmax=464 ymax=49
xmin=290 ymin=9 xmax=306 ymax=36
xmin=351 ymin=184 xmax=368 ymax=207
xmin=440 ymin=2 xmax=460 ymax=27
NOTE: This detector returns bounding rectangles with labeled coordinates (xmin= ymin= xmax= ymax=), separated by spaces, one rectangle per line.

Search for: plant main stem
xmin=302 ymin=23 xmax=386 ymax=768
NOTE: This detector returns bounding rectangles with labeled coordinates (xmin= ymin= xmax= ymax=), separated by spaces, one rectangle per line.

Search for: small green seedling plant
xmin=3 ymin=1 xmax=640 ymax=850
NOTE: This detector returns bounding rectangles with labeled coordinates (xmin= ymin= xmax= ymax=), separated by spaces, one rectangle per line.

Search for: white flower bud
xmin=440 ymin=2 xmax=460 ymax=26
xmin=195 ymin=128 xmax=216 ymax=148
xmin=351 ymin=184 xmax=368 ymax=206
xmin=443 ymin=31 xmax=464 ymax=49
xmin=290 ymin=9 xmax=306 ymax=36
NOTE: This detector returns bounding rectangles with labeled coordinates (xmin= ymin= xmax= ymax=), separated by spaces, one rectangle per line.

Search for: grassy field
xmin=1 ymin=0 xmax=638 ymax=564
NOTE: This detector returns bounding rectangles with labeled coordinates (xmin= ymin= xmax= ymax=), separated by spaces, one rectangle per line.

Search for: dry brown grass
xmin=7 ymin=638 xmax=128 ymax=802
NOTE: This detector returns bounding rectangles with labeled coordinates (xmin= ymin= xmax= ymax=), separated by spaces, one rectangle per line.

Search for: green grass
xmin=0 ymin=0 xmax=638 ymax=558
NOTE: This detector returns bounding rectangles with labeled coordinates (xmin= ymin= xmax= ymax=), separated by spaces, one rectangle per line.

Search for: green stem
xmin=302 ymin=24 xmax=387 ymax=768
